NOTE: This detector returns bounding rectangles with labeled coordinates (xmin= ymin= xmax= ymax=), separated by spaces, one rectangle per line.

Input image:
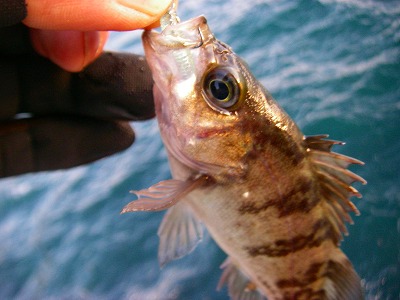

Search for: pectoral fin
xmin=158 ymin=202 xmax=203 ymax=267
xmin=121 ymin=175 xmax=208 ymax=267
xmin=121 ymin=175 xmax=208 ymax=213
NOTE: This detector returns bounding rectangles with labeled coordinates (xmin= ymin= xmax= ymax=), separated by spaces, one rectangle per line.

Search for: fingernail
xmin=117 ymin=0 xmax=173 ymax=16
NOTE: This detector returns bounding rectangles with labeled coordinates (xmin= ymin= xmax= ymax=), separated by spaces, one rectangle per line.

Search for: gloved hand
xmin=0 ymin=0 xmax=172 ymax=178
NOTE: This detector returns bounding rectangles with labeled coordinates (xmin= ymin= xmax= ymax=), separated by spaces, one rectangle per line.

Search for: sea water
xmin=1 ymin=0 xmax=399 ymax=299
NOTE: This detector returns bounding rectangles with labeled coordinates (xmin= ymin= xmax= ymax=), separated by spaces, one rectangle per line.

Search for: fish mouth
xmin=142 ymin=15 xmax=214 ymax=54
xmin=142 ymin=15 xmax=215 ymax=83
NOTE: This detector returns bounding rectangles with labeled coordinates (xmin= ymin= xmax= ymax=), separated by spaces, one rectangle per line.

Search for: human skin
xmin=22 ymin=0 xmax=173 ymax=71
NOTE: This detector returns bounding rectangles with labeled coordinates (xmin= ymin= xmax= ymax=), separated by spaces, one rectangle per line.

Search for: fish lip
xmin=142 ymin=15 xmax=214 ymax=54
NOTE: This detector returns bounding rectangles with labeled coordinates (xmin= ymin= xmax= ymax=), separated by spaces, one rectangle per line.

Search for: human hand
xmin=0 ymin=0 xmax=173 ymax=178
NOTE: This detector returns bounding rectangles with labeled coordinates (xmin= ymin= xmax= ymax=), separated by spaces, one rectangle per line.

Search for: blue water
xmin=1 ymin=0 xmax=399 ymax=299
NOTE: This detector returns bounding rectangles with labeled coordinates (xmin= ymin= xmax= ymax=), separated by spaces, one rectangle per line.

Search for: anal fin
xmin=218 ymin=258 xmax=266 ymax=300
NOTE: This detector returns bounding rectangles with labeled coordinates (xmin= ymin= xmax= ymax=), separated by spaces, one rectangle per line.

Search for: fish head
xmin=143 ymin=16 xmax=300 ymax=180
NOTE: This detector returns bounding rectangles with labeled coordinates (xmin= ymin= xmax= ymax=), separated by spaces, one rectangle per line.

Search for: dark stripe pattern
xmin=273 ymin=259 xmax=362 ymax=300
xmin=244 ymin=218 xmax=339 ymax=258
xmin=253 ymin=119 xmax=306 ymax=168
xmin=238 ymin=176 xmax=320 ymax=217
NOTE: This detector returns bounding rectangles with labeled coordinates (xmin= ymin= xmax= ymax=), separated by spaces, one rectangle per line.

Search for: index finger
xmin=22 ymin=0 xmax=172 ymax=31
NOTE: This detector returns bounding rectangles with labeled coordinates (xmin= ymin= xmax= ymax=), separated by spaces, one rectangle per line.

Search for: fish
xmin=121 ymin=12 xmax=366 ymax=300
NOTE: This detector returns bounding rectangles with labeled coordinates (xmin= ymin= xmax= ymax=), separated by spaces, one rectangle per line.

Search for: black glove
xmin=0 ymin=13 xmax=155 ymax=177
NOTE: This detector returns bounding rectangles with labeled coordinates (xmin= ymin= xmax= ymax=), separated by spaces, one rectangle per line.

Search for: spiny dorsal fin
xmin=217 ymin=258 xmax=266 ymax=300
xmin=304 ymin=134 xmax=343 ymax=152
xmin=305 ymin=135 xmax=366 ymax=237
xmin=158 ymin=202 xmax=203 ymax=267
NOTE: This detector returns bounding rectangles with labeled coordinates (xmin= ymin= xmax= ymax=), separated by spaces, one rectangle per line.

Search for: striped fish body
xmin=181 ymin=135 xmax=360 ymax=300
xmin=122 ymin=15 xmax=365 ymax=300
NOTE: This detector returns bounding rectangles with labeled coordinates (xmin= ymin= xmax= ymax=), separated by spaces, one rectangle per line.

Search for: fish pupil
xmin=210 ymin=79 xmax=230 ymax=101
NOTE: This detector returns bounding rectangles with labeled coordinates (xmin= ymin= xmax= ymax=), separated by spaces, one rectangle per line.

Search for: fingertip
xmin=23 ymin=0 xmax=173 ymax=31
xmin=30 ymin=29 xmax=108 ymax=72
xmin=145 ymin=20 xmax=162 ymax=30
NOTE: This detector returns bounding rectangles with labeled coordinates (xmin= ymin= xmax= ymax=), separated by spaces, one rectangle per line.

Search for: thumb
xmin=30 ymin=29 xmax=109 ymax=72
xmin=22 ymin=0 xmax=172 ymax=31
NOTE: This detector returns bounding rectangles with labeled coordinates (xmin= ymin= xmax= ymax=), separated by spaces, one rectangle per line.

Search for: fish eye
xmin=202 ymin=66 xmax=245 ymax=112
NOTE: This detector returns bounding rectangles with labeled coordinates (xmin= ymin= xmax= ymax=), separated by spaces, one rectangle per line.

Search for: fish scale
xmin=121 ymin=6 xmax=366 ymax=300
xmin=183 ymin=146 xmax=338 ymax=298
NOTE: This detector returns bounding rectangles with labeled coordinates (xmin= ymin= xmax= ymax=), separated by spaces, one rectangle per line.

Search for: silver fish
xmin=121 ymin=12 xmax=366 ymax=300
